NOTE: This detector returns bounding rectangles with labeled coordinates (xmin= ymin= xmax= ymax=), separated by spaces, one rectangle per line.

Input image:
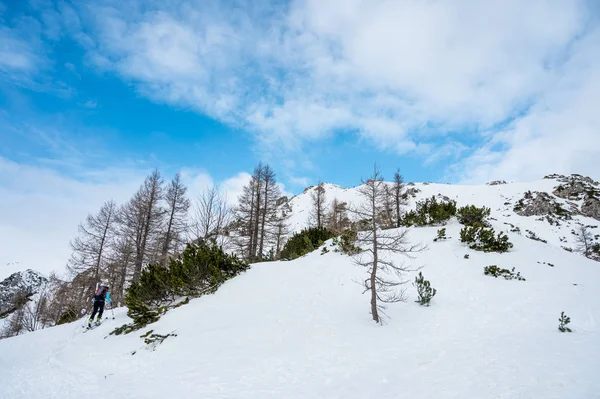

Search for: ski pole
xmin=110 ymin=303 xmax=115 ymax=319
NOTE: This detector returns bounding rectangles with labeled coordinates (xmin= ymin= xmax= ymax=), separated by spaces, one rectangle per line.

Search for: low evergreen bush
xmin=400 ymin=196 xmax=457 ymax=227
xmin=280 ymin=227 xmax=336 ymax=260
xmin=457 ymin=205 xmax=491 ymax=227
xmin=414 ymin=272 xmax=437 ymax=306
xmin=339 ymin=229 xmax=361 ymax=255
xmin=433 ymin=228 xmax=448 ymax=242
xmin=558 ymin=311 xmax=572 ymax=332
xmin=114 ymin=240 xmax=248 ymax=335
xmin=483 ymin=265 xmax=525 ymax=281
xmin=460 ymin=226 xmax=513 ymax=253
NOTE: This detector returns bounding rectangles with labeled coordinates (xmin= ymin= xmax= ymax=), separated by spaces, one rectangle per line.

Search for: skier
xmin=89 ymin=284 xmax=111 ymax=328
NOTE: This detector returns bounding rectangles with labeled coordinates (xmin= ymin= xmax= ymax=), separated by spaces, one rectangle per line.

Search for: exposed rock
xmin=582 ymin=196 xmax=600 ymax=221
xmin=487 ymin=180 xmax=507 ymax=185
xmin=514 ymin=191 xmax=571 ymax=219
xmin=0 ymin=269 xmax=48 ymax=317
xmin=552 ymin=174 xmax=600 ymax=220
xmin=546 ymin=173 xmax=599 ymax=186
xmin=404 ymin=187 xmax=421 ymax=199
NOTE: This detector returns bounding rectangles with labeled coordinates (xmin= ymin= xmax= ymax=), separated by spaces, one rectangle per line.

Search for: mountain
xmin=0 ymin=269 xmax=48 ymax=318
xmin=0 ymin=174 xmax=599 ymax=398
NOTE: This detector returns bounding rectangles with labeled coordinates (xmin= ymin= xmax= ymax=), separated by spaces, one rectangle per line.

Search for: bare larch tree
xmin=235 ymin=162 xmax=282 ymax=261
xmin=67 ymin=199 xmax=117 ymax=283
xmin=575 ymin=224 xmax=594 ymax=257
xmin=191 ymin=184 xmax=230 ymax=246
xmin=118 ymin=169 xmax=165 ymax=282
xmin=392 ymin=169 xmax=405 ymax=228
xmin=351 ymin=165 xmax=424 ymax=324
xmin=327 ymin=198 xmax=350 ymax=233
xmin=159 ymin=173 xmax=190 ymax=264
xmin=311 ymin=181 xmax=326 ymax=228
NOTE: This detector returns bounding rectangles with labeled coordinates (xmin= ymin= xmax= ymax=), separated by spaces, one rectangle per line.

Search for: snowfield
xmin=1 ymin=176 xmax=599 ymax=398
xmin=2 ymin=222 xmax=599 ymax=398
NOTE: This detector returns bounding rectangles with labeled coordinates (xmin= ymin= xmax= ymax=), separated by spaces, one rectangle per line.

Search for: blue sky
xmin=1 ymin=0 xmax=600 ymax=270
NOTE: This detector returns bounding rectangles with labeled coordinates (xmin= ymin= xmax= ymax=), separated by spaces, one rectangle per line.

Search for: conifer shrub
xmin=558 ymin=311 xmax=572 ymax=332
xmin=460 ymin=226 xmax=513 ymax=252
xmin=400 ymin=196 xmax=457 ymax=226
xmin=280 ymin=227 xmax=336 ymax=260
xmin=114 ymin=240 xmax=248 ymax=335
xmin=483 ymin=265 xmax=525 ymax=281
xmin=414 ymin=272 xmax=437 ymax=306
xmin=457 ymin=205 xmax=491 ymax=227
xmin=433 ymin=228 xmax=448 ymax=242
xmin=339 ymin=228 xmax=361 ymax=255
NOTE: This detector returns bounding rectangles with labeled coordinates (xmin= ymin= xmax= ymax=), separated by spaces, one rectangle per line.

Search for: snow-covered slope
xmin=287 ymin=175 xmax=600 ymax=252
xmin=1 ymin=222 xmax=599 ymax=398
xmin=1 ymin=174 xmax=599 ymax=398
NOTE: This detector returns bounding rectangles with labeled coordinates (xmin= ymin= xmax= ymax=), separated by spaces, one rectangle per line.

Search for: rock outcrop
xmin=0 ymin=269 xmax=48 ymax=317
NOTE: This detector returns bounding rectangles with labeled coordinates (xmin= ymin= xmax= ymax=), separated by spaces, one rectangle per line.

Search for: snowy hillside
xmin=286 ymin=174 xmax=600 ymax=253
xmin=1 ymin=173 xmax=599 ymax=398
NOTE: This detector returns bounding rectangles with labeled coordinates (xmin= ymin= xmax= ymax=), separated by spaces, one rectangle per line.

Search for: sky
xmin=1 ymin=0 xmax=600 ymax=274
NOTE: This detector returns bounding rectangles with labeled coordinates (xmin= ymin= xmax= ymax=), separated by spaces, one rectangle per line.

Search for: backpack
xmin=94 ymin=286 xmax=107 ymax=301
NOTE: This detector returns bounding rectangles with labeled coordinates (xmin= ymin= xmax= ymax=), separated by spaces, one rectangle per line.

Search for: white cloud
xmin=81 ymin=99 xmax=98 ymax=108
xmin=220 ymin=172 xmax=252 ymax=204
xmin=0 ymin=26 xmax=42 ymax=76
xmin=0 ymin=158 xmax=256 ymax=279
xmin=454 ymin=25 xmax=600 ymax=183
xmin=0 ymin=157 xmax=144 ymax=279
xmin=67 ymin=0 xmax=598 ymax=181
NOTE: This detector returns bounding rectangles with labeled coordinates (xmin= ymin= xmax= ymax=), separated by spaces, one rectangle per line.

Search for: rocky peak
xmin=0 ymin=269 xmax=48 ymax=317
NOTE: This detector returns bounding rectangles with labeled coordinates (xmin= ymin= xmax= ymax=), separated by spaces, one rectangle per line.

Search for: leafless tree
xmin=105 ymin=236 xmax=135 ymax=305
xmin=327 ymin=198 xmax=350 ymax=233
xmin=271 ymin=198 xmax=292 ymax=259
xmin=258 ymin=165 xmax=281 ymax=257
xmin=575 ymin=224 xmax=594 ymax=257
xmin=118 ymin=169 xmax=165 ymax=282
xmin=191 ymin=185 xmax=231 ymax=247
xmin=310 ymin=181 xmax=326 ymax=228
xmin=351 ymin=165 xmax=424 ymax=324
xmin=234 ymin=163 xmax=283 ymax=261
xmin=159 ymin=173 xmax=190 ymax=264
xmin=392 ymin=169 xmax=406 ymax=228
xmin=67 ymin=200 xmax=117 ymax=282
xmin=21 ymin=289 xmax=50 ymax=332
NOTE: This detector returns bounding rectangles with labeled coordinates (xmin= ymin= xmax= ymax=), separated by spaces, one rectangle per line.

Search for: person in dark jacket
xmin=89 ymin=284 xmax=111 ymax=327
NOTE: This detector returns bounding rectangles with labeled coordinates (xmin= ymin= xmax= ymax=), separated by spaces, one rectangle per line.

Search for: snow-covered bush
xmin=414 ymin=272 xmax=437 ymax=306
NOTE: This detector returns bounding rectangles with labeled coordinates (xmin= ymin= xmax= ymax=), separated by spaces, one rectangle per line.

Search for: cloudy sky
xmin=1 ymin=0 xmax=599 ymax=274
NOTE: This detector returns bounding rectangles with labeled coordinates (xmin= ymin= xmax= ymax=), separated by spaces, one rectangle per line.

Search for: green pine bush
xmin=558 ymin=311 xmax=572 ymax=332
xmin=460 ymin=226 xmax=513 ymax=253
xmin=483 ymin=265 xmax=525 ymax=281
xmin=414 ymin=272 xmax=437 ymax=306
xmin=280 ymin=227 xmax=336 ymax=260
xmin=433 ymin=228 xmax=448 ymax=242
xmin=339 ymin=229 xmax=361 ymax=255
xmin=115 ymin=240 xmax=248 ymax=335
xmin=400 ymin=196 xmax=457 ymax=227
xmin=457 ymin=205 xmax=491 ymax=227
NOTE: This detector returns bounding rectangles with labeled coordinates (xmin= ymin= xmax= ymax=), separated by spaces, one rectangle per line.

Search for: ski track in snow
xmin=1 ymin=177 xmax=600 ymax=398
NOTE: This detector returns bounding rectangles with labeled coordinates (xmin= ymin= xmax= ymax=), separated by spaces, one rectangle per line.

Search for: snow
xmin=2 ymin=221 xmax=599 ymax=398
xmin=1 ymin=175 xmax=599 ymax=398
